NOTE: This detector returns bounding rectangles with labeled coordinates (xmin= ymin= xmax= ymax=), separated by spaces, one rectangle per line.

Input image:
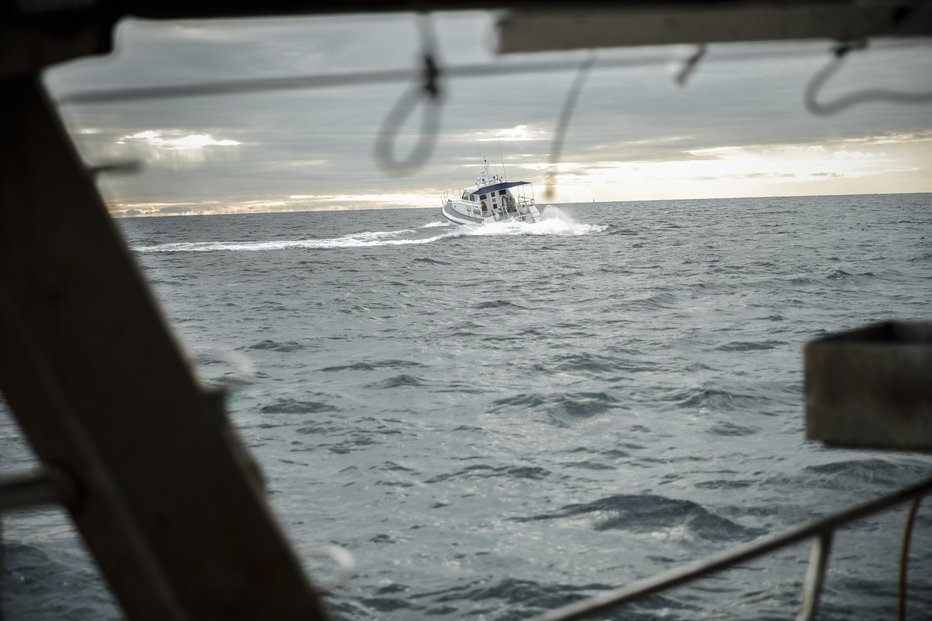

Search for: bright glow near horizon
xmin=101 ymin=125 xmax=932 ymax=216
xmin=548 ymin=131 xmax=932 ymax=203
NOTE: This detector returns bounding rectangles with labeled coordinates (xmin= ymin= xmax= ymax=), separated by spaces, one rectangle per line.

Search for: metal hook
xmin=804 ymin=39 xmax=932 ymax=115
xmin=374 ymin=14 xmax=444 ymax=175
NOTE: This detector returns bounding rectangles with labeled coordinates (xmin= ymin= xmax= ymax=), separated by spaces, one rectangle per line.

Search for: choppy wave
xmin=248 ymin=338 xmax=306 ymax=352
xmin=331 ymin=577 xmax=615 ymax=619
xmin=1 ymin=542 xmax=121 ymax=620
xmin=801 ymin=458 xmax=932 ymax=490
xmin=716 ymin=340 xmax=786 ymax=352
xmin=365 ymin=374 xmax=427 ymax=389
xmin=517 ymin=493 xmax=766 ymax=541
xmin=321 ymin=359 xmax=425 ymax=372
xmin=8 ymin=195 xmax=932 ymax=621
xmin=426 ymin=464 xmax=551 ymax=483
xmin=489 ymin=391 xmax=620 ymax=422
xmin=664 ymin=387 xmax=764 ymax=411
xmin=550 ymin=352 xmax=630 ymax=373
xmin=824 ymin=267 xmax=881 ymax=282
xmin=260 ymin=397 xmax=338 ymax=414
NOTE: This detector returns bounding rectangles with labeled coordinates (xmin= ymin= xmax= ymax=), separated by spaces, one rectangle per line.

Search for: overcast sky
xmin=43 ymin=11 xmax=932 ymax=216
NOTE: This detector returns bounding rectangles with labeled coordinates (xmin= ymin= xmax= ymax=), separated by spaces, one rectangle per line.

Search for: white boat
xmin=440 ymin=159 xmax=542 ymax=225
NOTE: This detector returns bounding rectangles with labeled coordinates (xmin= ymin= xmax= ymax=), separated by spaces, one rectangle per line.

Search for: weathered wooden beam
xmin=0 ymin=74 xmax=330 ymax=621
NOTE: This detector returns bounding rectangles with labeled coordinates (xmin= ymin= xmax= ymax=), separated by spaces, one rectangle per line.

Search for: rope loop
xmin=805 ymin=38 xmax=932 ymax=115
xmin=374 ymin=15 xmax=444 ymax=175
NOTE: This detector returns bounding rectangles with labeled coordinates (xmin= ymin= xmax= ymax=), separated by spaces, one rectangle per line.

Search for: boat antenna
xmin=498 ymin=139 xmax=507 ymax=181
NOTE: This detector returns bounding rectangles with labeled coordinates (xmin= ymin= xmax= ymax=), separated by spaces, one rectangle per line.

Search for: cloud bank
xmin=44 ymin=12 xmax=932 ymax=216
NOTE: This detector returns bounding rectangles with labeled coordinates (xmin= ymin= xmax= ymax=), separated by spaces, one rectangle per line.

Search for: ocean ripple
xmin=518 ymin=493 xmax=766 ymax=541
xmin=410 ymin=577 xmax=612 ymax=617
xmin=426 ymin=464 xmax=551 ymax=483
xmin=261 ymin=398 xmax=338 ymax=414
xmin=490 ymin=391 xmax=620 ymax=423
xmin=366 ymin=374 xmax=426 ymax=388
xmin=716 ymin=340 xmax=786 ymax=352
xmin=666 ymin=387 xmax=763 ymax=411
xmin=321 ymin=359 xmax=425 ymax=372
xmin=802 ymin=458 xmax=931 ymax=490
xmin=247 ymin=339 xmax=306 ymax=352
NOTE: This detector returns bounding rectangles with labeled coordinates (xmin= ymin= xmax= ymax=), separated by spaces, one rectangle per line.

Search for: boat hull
xmin=441 ymin=199 xmax=541 ymax=225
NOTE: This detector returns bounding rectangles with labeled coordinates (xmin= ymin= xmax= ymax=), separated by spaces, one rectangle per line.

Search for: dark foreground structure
xmin=1 ymin=2 xmax=930 ymax=620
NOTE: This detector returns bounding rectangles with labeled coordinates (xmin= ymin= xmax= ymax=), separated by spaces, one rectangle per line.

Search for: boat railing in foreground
xmin=527 ymin=474 xmax=931 ymax=621
xmin=533 ymin=321 xmax=932 ymax=621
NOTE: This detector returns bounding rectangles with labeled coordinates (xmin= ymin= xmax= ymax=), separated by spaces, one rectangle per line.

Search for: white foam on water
xmin=421 ymin=220 xmax=452 ymax=229
xmin=134 ymin=208 xmax=602 ymax=252
xmin=463 ymin=206 xmax=607 ymax=237
xmin=135 ymin=226 xmax=463 ymax=252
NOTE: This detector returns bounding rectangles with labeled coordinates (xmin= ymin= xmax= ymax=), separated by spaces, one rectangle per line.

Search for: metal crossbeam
xmin=0 ymin=470 xmax=74 ymax=512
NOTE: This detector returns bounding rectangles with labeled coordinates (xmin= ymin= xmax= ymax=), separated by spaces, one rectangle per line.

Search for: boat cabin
xmin=462 ymin=182 xmax=529 ymax=218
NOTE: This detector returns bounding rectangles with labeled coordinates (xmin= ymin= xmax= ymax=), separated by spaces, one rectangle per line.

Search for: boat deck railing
xmin=527 ymin=474 xmax=931 ymax=621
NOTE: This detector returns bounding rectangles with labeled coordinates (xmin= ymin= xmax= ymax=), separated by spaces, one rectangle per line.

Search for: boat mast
xmin=498 ymin=140 xmax=507 ymax=182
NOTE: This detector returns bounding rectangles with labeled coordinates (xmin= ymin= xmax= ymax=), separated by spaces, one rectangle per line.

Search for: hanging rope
xmin=804 ymin=39 xmax=932 ymax=115
xmin=673 ymin=43 xmax=707 ymax=86
xmin=897 ymin=496 xmax=922 ymax=621
xmin=62 ymin=45 xmax=899 ymax=106
xmin=373 ymin=14 xmax=444 ymax=175
xmin=544 ymin=53 xmax=596 ymax=202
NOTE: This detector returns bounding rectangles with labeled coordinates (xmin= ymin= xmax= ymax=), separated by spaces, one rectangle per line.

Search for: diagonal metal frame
xmin=0 ymin=74 xmax=329 ymax=621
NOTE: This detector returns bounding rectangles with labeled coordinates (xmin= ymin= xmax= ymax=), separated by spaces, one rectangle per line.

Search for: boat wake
xmin=134 ymin=209 xmax=604 ymax=253
xmin=462 ymin=206 xmax=607 ymax=237
xmin=134 ymin=223 xmax=457 ymax=252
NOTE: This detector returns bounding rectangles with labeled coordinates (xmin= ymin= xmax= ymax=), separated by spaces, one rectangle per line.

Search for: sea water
xmin=2 ymin=194 xmax=931 ymax=620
